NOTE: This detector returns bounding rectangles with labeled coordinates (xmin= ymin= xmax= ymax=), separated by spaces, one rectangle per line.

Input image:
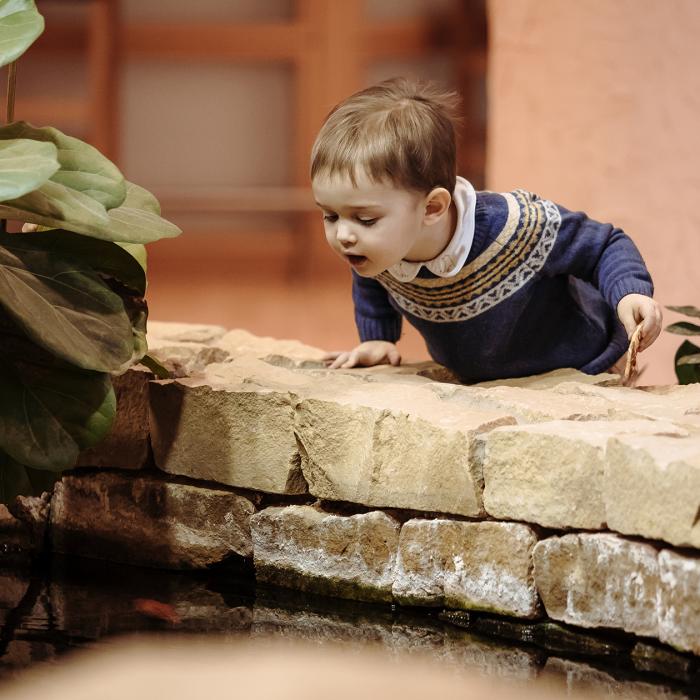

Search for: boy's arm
xmin=543 ymin=203 xmax=661 ymax=349
xmin=325 ymin=272 xmax=403 ymax=369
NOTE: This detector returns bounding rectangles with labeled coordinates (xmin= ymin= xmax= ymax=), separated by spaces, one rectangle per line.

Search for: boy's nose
xmin=336 ymin=223 xmax=357 ymax=246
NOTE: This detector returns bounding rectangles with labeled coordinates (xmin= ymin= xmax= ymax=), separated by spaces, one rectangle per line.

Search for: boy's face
xmin=312 ymin=170 xmax=428 ymax=278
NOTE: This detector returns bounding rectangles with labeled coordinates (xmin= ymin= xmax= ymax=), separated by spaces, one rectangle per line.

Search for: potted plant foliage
xmin=665 ymin=305 xmax=700 ymax=384
xmin=0 ymin=1 xmax=181 ymax=501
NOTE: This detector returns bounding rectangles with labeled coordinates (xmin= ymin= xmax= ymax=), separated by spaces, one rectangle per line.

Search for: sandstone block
xmin=658 ymin=549 xmax=700 ymax=655
xmin=250 ymin=506 xmax=400 ymax=602
xmin=50 ymin=471 xmax=255 ymax=569
xmin=483 ymin=420 xmax=687 ymax=529
xmin=77 ymin=367 xmax=152 ymax=470
xmin=393 ymin=519 xmax=540 ymax=618
xmin=533 ymin=533 xmax=660 ymax=638
xmin=147 ymin=321 xmax=228 ymax=345
xmin=150 ymin=378 xmax=306 ymax=495
xmin=605 ymin=434 xmax=700 ymax=547
xmin=295 ymin=381 xmax=514 ymax=516
xmin=147 ymin=340 xmax=230 ymax=377
xmin=544 ymin=657 xmax=682 ymax=699
xmin=554 ymin=381 xmax=700 ymax=424
xmin=216 ymin=329 xmax=326 ymax=362
xmin=474 ymin=367 xmax=619 ymax=390
xmin=435 ymin=383 xmax=630 ymax=424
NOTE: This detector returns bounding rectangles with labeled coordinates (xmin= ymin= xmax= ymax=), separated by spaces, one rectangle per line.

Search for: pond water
xmin=0 ymin=551 xmax=697 ymax=698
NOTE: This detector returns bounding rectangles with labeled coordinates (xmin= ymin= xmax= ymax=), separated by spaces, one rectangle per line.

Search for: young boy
xmin=311 ymin=78 xmax=662 ymax=383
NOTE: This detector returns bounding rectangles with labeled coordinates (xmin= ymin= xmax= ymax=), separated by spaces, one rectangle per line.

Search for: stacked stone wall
xmin=6 ymin=321 xmax=699 ymax=659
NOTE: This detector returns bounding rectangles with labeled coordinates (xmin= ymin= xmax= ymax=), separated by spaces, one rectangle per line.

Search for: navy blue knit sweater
xmin=352 ymin=188 xmax=654 ymax=383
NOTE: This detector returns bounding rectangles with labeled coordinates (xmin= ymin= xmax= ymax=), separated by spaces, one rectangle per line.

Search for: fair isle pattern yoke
xmin=376 ymin=189 xmax=561 ymax=323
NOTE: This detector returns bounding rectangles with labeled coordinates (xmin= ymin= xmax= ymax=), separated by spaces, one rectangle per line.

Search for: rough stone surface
xmin=251 ymin=505 xmax=401 ymax=602
xmin=393 ymin=519 xmax=540 ymax=618
xmin=8 ymin=492 xmax=51 ymax=548
xmin=658 ymin=549 xmax=700 ymax=655
xmin=434 ymin=382 xmax=633 ymax=424
xmin=77 ymin=367 xmax=152 ymax=470
xmin=295 ymin=381 xmax=514 ymax=516
xmin=147 ymin=341 xmax=230 ymax=377
xmin=474 ymin=367 xmax=621 ymax=390
xmin=544 ymin=657 xmax=684 ymax=699
xmin=216 ymin=328 xmax=327 ymax=362
xmin=50 ymin=471 xmax=255 ymax=569
xmin=533 ymin=533 xmax=660 ymax=638
xmin=483 ymin=420 xmax=687 ymax=529
xmin=150 ymin=377 xmax=307 ymax=495
xmin=553 ymin=381 xmax=700 ymax=424
xmin=605 ymin=434 xmax=700 ymax=547
xmin=147 ymin=321 xmax=228 ymax=345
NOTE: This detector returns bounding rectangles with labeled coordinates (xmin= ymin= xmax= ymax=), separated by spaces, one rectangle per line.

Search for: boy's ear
xmin=423 ymin=187 xmax=452 ymax=223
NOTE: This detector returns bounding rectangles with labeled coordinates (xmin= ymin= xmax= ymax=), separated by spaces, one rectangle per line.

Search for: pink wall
xmin=487 ymin=0 xmax=700 ymax=385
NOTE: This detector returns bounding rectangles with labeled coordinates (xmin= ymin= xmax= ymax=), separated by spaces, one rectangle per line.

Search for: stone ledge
xmin=50 ymin=471 xmax=255 ymax=569
xmin=10 ymin=322 xmax=697 ymax=658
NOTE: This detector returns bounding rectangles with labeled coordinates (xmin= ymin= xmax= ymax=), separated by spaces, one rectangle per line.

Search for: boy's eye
xmin=323 ymin=214 xmax=338 ymax=223
xmin=357 ymin=217 xmax=377 ymax=227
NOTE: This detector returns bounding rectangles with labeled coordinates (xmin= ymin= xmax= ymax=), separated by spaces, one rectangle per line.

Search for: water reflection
xmin=0 ymin=554 xmax=697 ymax=698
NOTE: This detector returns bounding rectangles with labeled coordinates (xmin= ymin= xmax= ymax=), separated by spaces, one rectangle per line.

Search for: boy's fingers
xmin=340 ymin=350 xmax=360 ymax=369
xmin=21 ymin=222 xmax=38 ymax=232
xmin=328 ymin=352 xmax=349 ymax=369
xmin=387 ymin=348 xmax=401 ymax=366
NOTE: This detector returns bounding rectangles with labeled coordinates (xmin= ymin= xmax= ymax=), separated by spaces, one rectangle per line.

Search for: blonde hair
xmin=310 ymin=77 xmax=460 ymax=194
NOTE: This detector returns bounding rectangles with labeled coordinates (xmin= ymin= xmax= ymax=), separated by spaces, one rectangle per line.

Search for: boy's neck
xmin=405 ymin=201 xmax=458 ymax=263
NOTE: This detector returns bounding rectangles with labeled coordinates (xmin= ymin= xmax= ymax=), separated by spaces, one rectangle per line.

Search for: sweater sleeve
xmin=542 ymin=202 xmax=654 ymax=310
xmin=352 ymin=271 xmax=403 ymax=343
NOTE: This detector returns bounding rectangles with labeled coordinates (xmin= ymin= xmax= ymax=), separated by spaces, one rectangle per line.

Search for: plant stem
xmin=1 ymin=62 xmax=17 ymax=233
xmin=6 ymin=61 xmax=16 ymax=123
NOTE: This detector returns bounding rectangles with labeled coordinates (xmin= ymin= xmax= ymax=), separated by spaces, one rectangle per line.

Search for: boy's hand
xmin=324 ymin=341 xmax=401 ymax=370
xmin=616 ymin=293 xmax=663 ymax=352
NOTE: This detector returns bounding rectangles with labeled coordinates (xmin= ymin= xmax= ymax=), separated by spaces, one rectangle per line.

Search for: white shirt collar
xmin=387 ymin=176 xmax=476 ymax=282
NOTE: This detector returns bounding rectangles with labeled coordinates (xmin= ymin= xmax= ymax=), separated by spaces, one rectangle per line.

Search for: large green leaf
xmin=21 ymin=229 xmax=146 ymax=295
xmin=117 ymin=242 xmax=148 ymax=272
xmin=0 ymin=123 xmax=126 ymax=209
xmin=0 ymin=138 xmax=59 ymax=201
xmin=0 ymin=232 xmax=134 ymax=371
xmin=0 ymin=336 xmax=115 ymax=470
xmin=99 ymin=182 xmax=181 ymax=244
xmin=0 ymin=0 xmax=43 ymax=67
xmin=666 ymin=305 xmax=700 ymax=319
xmin=674 ymin=340 xmax=700 ymax=385
xmin=0 ymin=177 xmax=111 ymax=232
xmin=665 ymin=321 xmax=700 ymax=336
xmin=0 ymin=179 xmax=180 ymax=245
xmin=0 ymin=451 xmax=31 ymax=503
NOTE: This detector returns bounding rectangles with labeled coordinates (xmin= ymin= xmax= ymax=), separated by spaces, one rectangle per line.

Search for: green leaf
xmin=0 ymin=123 xmax=126 ymax=209
xmin=0 ymin=452 xmax=31 ymax=503
xmin=0 ymin=231 xmax=134 ymax=372
xmin=0 ymin=337 xmax=115 ymax=470
xmin=0 ymin=177 xmax=111 ymax=233
xmin=0 ymin=138 xmax=59 ymax=201
xmin=98 ymin=182 xmax=181 ymax=244
xmin=674 ymin=340 xmax=700 ymax=385
xmin=665 ymin=321 xmax=700 ymax=336
xmin=25 ymin=465 xmax=60 ymax=495
xmin=665 ymin=305 xmax=700 ymax=319
xmin=117 ymin=242 xmax=148 ymax=272
xmin=0 ymin=0 xmax=44 ymax=67
xmin=21 ymin=229 xmax=146 ymax=295
xmin=677 ymin=353 xmax=700 ymax=366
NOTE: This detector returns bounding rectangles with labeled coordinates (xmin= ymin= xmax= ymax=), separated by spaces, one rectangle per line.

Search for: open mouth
xmin=346 ymin=254 xmax=367 ymax=267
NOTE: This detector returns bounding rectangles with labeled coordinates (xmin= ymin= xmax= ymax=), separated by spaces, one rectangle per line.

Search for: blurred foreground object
xmin=0 ymin=636 xmax=593 ymax=700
